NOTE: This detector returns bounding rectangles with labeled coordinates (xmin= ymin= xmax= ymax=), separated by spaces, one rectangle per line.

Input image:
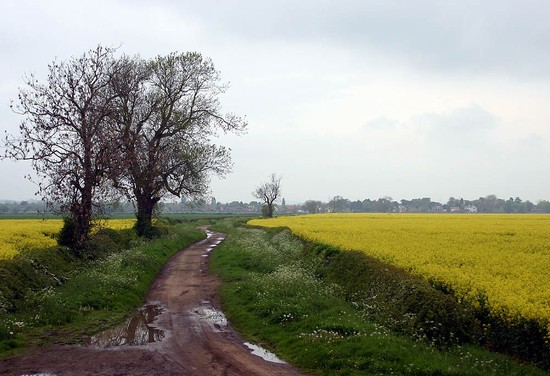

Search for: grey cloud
xmin=7 ymin=0 xmax=550 ymax=80
xmin=156 ymin=0 xmax=550 ymax=79
xmin=417 ymin=104 xmax=500 ymax=144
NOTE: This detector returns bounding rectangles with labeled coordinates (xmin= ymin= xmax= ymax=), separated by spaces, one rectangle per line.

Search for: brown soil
xmin=0 ymin=229 xmax=307 ymax=376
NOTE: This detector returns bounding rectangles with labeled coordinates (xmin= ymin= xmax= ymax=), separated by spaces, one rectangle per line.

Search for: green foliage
xmin=0 ymin=222 xmax=204 ymax=354
xmin=88 ymin=227 xmax=136 ymax=253
xmin=308 ymin=243 xmax=549 ymax=368
xmin=475 ymin=298 xmax=550 ymax=369
xmin=0 ymin=246 xmax=79 ymax=313
xmin=58 ymin=217 xmax=140 ymax=257
xmin=315 ymin=249 xmax=481 ymax=348
xmin=134 ymin=217 xmax=173 ymax=239
xmin=209 ymin=222 xmax=547 ymax=375
xmin=57 ymin=217 xmax=78 ymax=248
xmin=134 ymin=220 xmax=158 ymax=239
xmin=209 ymin=226 xmax=302 ymax=280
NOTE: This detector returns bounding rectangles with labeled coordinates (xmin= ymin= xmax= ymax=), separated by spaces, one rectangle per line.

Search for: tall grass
xmin=0 ymin=223 xmax=204 ymax=354
xmin=209 ymin=221 xmax=548 ymax=375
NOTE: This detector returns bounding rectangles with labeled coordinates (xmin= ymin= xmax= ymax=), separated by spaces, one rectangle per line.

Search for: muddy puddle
xmin=192 ymin=306 xmax=229 ymax=333
xmin=191 ymin=306 xmax=286 ymax=364
xmin=244 ymin=342 xmax=286 ymax=364
xmin=84 ymin=303 xmax=166 ymax=348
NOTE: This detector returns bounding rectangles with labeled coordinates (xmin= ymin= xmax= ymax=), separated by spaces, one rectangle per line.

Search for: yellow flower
xmin=250 ymin=214 xmax=550 ymax=329
xmin=0 ymin=218 xmax=135 ymax=260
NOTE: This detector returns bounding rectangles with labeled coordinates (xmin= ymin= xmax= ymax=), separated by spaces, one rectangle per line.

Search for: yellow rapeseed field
xmin=0 ymin=218 xmax=136 ymax=260
xmin=249 ymin=214 xmax=550 ymax=327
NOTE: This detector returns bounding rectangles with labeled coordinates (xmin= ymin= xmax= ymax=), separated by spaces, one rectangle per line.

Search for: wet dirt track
xmin=0 ymin=229 xmax=307 ymax=376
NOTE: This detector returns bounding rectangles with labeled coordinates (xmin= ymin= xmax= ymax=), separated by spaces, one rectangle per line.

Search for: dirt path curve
xmin=0 ymin=228 xmax=307 ymax=376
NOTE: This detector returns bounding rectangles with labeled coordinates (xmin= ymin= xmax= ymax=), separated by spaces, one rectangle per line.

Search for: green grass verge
xmin=209 ymin=221 xmax=548 ymax=376
xmin=0 ymin=222 xmax=204 ymax=356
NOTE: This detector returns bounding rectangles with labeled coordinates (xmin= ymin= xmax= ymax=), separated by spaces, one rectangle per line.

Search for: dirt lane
xmin=0 ymin=229 xmax=307 ymax=376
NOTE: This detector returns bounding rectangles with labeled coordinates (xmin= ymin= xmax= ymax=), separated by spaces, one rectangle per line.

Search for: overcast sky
xmin=2 ymin=0 xmax=550 ymax=204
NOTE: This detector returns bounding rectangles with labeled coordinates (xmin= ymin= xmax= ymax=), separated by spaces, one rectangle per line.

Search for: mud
xmin=0 ymin=228 xmax=307 ymax=376
xmin=83 ymin=303 xmax=166 ymax=348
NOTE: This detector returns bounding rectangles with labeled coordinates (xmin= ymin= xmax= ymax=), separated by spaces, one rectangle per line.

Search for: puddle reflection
xmin=84 ymin=303 xmax=165 ymax=348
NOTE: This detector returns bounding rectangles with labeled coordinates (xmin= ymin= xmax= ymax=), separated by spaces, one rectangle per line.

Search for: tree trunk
xmin=74 ymin=208 xmax=92 ymax=248
xmin=65 ymin=134 xmax=95 ymax=250
xmin=59 ymin=201 xmax=92 ymax=250
xmin=75 ymin=184 xmax=94 ymax=248
xmin=135 ymin=194 xmax=160 ymax=237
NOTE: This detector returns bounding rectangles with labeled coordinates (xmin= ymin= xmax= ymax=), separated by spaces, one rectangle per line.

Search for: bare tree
xmin=253 ymin=174 xmax=282 ymax=218
xmin=4 ymin=46 xmax=119 ymax=249
xmin=110 ymin=52 xmax=246 ymax=236
xmin=3 ymin=47 xmax=246 ymax=242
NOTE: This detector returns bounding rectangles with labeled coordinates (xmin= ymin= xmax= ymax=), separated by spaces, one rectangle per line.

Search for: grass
xmin=0 ymin=221 xmax=204 ymax=355
xmin=209 ymin=220 xmax=548 ymax=375
xmin=250 ymin=214 xmax=550 ymax=368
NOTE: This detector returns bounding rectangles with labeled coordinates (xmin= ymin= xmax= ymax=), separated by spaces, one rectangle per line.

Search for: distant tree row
xmin=154 ymin=194 xmax=550 ymax=215
xmin=302 ymin=194 xmax=550 ymax=214
xmin=0 ymin=200 xmax=46 ymax=214
xmin=0 ymin=198 xmax=263 ymax=215
xmin=175 ymin=194 xmax=550 ymax=215
xmin=3 ymin=194 xmax=550 ymax=216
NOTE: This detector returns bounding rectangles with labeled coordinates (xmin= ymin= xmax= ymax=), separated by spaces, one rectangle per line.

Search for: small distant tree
xmin=253 ymin=173 xmax=282 ymax=218
xmin=304 ymin=200 xmax=322 ymax=214
xmin=328 ymin=195 xmax=350 ymax=212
